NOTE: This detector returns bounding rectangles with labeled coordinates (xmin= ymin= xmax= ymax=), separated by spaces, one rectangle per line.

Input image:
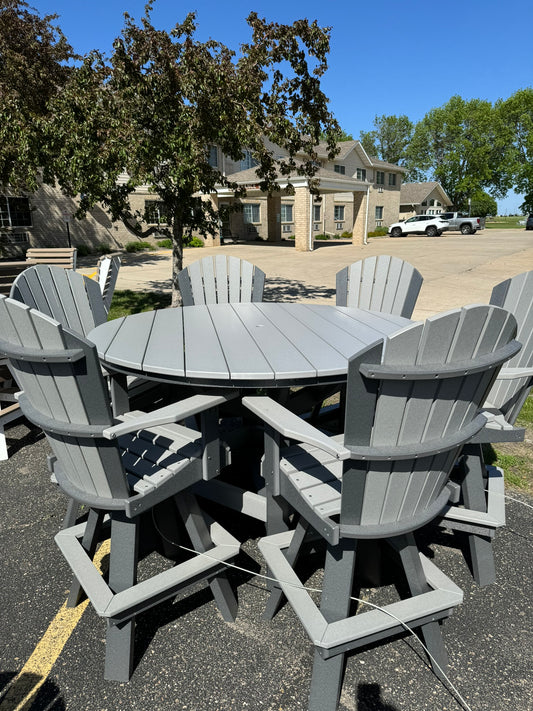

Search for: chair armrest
xmin=496 ymin=367 xmax=533 ymax=380
xmin=103 ymin=392 xmax=237 ymax=439
xmin=242 ymin=395 xmax=350 ymax=460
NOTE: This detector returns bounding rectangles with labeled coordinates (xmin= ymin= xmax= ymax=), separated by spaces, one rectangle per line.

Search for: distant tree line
xmin=357 ymin=92 xmax=533 ymax=214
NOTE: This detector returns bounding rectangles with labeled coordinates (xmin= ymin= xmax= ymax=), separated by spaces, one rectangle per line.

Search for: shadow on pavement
xmin=264 ymin=277 xmax=335 ymax=302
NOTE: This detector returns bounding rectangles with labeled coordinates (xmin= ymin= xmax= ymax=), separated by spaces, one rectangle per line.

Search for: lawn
xmin=485 ymin=216 xmax=527 ymax=229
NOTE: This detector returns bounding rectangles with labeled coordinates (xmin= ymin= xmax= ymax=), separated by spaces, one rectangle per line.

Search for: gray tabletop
xmin=88 ymin=303 xmax=410 ymax=388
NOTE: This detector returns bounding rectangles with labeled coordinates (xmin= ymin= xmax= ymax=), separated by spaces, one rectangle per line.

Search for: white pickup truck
xmin=440 ymin=212 xmax=482 ymax=235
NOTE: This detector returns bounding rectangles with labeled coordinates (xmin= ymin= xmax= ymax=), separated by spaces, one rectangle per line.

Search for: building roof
xmin=400 ymin=181 xmax=451 ymax=206
xmin=313 ymin=140 xmax=406 ymax=172
xmin=219 ymin=161 xmax=365 ymax=196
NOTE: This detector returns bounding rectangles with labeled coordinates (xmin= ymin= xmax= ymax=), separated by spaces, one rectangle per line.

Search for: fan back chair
xmin=439 ymin=270 xmax=533 ymax=586
xmin=243 ymin=304 xmax=519 ymax=711
xmin=0 ymin=295 xmax=240 ymax=682
xmin=177 ymin=255 xmax=265 ymax=305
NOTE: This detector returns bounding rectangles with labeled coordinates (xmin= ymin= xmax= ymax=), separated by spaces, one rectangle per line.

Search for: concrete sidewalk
xmin=86 ymin=228 xmax=533 ymax=320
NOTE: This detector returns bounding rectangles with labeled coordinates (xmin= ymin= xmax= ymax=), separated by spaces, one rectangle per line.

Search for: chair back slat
xmin=178 ymin=256 xmax=265 ymax=306
xmin=97 ymin=254 xmax=121 ymax=312
xmin=10 ymin=265 xmax=107 ymax=337
xmin=336 ymin=256 xmax=423 ymax=318
xmin=0 ymin=296 xmax=129 ymax=500
xmin=341 ymin=304 xmax=518 ymax=530
xmin=486 ymin=270 xmax=533 ymax=421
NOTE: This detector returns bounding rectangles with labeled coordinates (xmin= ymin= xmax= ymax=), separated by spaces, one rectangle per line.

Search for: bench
xmin=0 ymin=260 xmax=36 ymax=296
xmin=26 ymin=247 xmax=77 ymax=270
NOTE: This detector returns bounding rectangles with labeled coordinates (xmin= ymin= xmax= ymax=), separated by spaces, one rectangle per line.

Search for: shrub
xmin=125 ymin=240 xmax=155 ymax=252
xmin=341 ymin=231 xmax=352 ymax=239
xmin=314 ymin=233 xmax=330 ymax=240
xmin=367 ymin=227 xmax=388 ymax=238
xmin=95 ymin=244 xmax=112 ymax=255
xmin=187 ymin=237 xmax=204 ymax=248
xmin=156 ymin=239 xmax=173 ymax=249
xmin=75 ymin=244 xmax=92 ymax=257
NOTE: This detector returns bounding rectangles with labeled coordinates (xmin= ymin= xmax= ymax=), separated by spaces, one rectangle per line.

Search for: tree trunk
xmin=171 ymin=221 xmax=184 ymax=307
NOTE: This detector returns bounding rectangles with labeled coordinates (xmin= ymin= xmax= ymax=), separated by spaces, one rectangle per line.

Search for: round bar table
xmin=89 ymin=303 xmax=411 ymax=527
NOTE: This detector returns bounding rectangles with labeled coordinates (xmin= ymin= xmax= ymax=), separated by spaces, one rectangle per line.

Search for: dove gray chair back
xmin=0 ymin=295 xmax=239 ymax=682
xmin=246 ymin=304 xmax=519 ymax=711
xmin=10 ymin=263 xmax=107 ymax=336
xmin=336 ymin=255 xmax=423 ymax=317
xmin=439 ymin=270 xmax=533 ymax=587
xmin=486 ymin=269 xmax=533 ymax=422
xmin=178 ymin=255 xmax=265 ymax=305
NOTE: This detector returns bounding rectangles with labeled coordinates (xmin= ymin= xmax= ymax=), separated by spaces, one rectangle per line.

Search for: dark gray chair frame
xmin=244 ymin=304 xmax=519 ymax=711
xmin=0 ymin=296 xmax=240 ymax=682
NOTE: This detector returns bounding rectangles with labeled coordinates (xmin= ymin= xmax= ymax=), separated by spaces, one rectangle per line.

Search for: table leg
xmin=109 ymin=372 xmax=129 ymax=417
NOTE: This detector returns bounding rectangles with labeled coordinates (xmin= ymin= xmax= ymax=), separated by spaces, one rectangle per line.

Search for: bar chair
xmin=439 ymin=270 xmax=533 ymax=586
xmin=0 ymin=295 xmax=240 ymax=681
xmin=243 ymin=304 xmax=519 ymax=711
xmin=178 ymin=255 xmax=265 ymax=305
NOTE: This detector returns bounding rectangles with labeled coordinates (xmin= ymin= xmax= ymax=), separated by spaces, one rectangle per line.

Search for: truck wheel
xmin=391 ymin=227 xmax=403 ymax=237
xmin=425 ymin=226 xmax=438 ymax=237
xmin=460 ymin=224 xmax=473 ymax=235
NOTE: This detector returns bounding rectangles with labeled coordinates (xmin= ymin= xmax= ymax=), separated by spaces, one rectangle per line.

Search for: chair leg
xmin=62 ymin=497 xmax=80 ymax=529
xmin=461 ymin=445 xmax=496 ymax=586
xmin=67 ymin=508 xmax=105 ymax=607
xmin=394 ymin=534 xmax=448 ymax=680
xmin=263 ymin=517 xmax=310 ymax=620
xmin=308 ymin=539 xmax=357 ymax=711
xmin=104 ymin=512 xmax=139 ymax=682
xmin=176 ymin=492 xmax=238 ymax=622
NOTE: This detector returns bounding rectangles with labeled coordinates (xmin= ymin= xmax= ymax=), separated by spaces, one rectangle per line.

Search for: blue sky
xmin=35 ymin=0 xmax=533 ymax=214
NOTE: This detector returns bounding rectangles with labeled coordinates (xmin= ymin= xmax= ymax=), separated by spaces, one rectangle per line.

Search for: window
xmin=207 ymin=145 xmax=218 ymax=168
xmin=282 ymin=224 xmax=293 ymax=233
xmin=144 ymin=200 xmax=168 ymax=224
xmin=375 ymin=171 xmax=385 ymax=185
xmin=334 ymin=205 xmax=345 ymax=222
xmin=0 ymin=196 xmax=32 ymax=228
xmin=280 ymin=204 xmax=293 ymax=223
xmin=421 ymin=201 xmax=428 ymax=206
xmin=334 ymin=164 xmax=346 ymax=175
xmin=375 ymin=206 xmax=384 ymax=220
xmin=356 ymin=168 xmax=366 ymax=181
xmin=313 ymin=204 xmax=321 ymax=222
xmin=430 ymin=199 xmax=435 ymax=206
xmin=243 ymin=203 xmax=260 ymax=224
xmin=388 ymin=173 xmax=396 ymax=186
xmin=240 ymin=150 xmax=258 ymax=171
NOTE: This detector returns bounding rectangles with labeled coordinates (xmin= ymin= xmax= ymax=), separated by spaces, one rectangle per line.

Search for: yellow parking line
xmin=0 ymin=540 xmax=110 ymax=711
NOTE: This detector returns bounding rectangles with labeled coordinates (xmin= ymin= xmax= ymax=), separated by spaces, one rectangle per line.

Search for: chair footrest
xmin=258 ymin=529 xmax=463 ymax=659
xmin=56 ymin=518 xmax=240 ymax=622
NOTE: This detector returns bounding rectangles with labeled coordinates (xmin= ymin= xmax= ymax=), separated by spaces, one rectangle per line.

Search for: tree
xmin=405 ymin=95 xmax=507 ymax=210
xmin=0 ymin=0 xmax=76 ymax=192
xmin=359 ymin=114 xmax=414 ymax=166
xmin=464 ymin=190 xmax=497 ymax=217
xmin=496 ymin=88 xmax=533 ymax=213
xmin=48 ymin=4 xmax=340 ymax=304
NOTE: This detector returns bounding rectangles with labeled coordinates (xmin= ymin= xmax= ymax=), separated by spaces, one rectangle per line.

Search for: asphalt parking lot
xmin=1 ymin=228 xmax=532 ymax=711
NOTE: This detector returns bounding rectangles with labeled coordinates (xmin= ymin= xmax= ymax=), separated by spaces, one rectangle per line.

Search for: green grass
xmin=484 ymin=216 xmax=526 ymax=229
xmin=108 ymin=289 xmax=171 ymax=320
